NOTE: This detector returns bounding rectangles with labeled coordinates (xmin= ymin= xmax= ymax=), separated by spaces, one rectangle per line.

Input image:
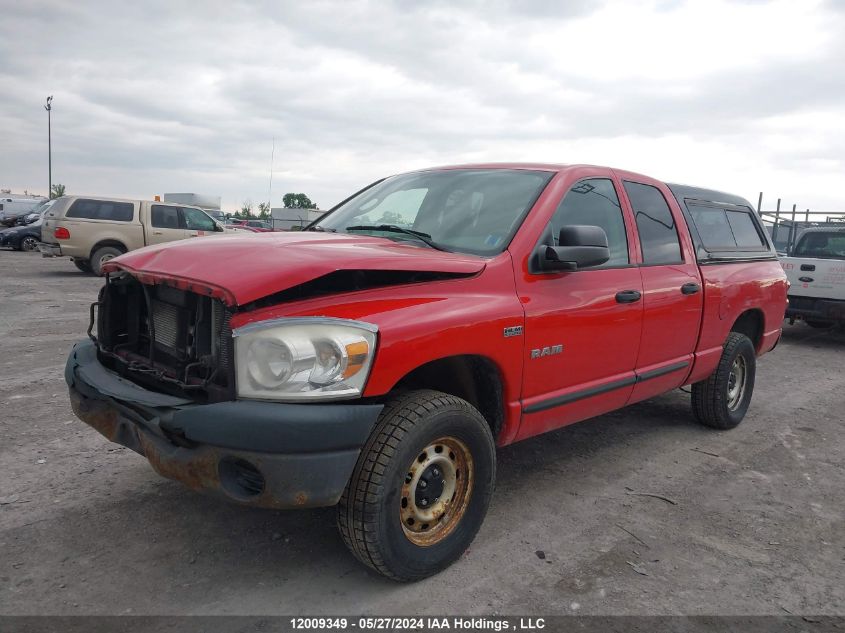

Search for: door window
xmin=151 ymin=205 xmax=182 ymax=229
xmin=548 ymin=178 xmax=629 ymax=267
xmin=182 ymin=207 xmax=217 ymax=231
xmin=624 ymin=182 xmax=683 ymax=265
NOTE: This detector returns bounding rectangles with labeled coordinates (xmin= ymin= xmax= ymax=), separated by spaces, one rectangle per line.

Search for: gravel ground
xmin=1 ymin=252 xmax=843 ymax=616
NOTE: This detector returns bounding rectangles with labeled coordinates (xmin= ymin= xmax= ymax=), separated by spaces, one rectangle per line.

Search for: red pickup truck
xmin=66 ymin=164 xmax=787 ymax=581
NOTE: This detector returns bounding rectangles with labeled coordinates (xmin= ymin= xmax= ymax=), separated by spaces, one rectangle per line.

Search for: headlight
xmin=233 ymin=318 xmax=377 ymax=401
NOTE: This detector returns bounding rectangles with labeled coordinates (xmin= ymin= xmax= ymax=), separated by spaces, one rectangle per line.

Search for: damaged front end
xmin=67 ymin=271 xmax=385 ymax=509
xmin=91 ymin=272 xmax=235 ymax=403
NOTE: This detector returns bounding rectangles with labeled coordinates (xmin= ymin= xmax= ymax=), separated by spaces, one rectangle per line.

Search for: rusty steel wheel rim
xmin=727 ymin=355 xmax=747 ymax=411
xmin=400 ymin=436 xmax=473 ymax=546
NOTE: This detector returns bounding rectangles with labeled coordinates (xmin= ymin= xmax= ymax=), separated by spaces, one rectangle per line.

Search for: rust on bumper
xmin=66 ymin=339 xmax=382 ymax=509
xmin=70 ymin=387 xmax=359 ymax=509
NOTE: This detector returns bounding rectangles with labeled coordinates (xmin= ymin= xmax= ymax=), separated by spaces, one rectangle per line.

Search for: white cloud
xmin=0 ymin=0 xmax=843 ymax=212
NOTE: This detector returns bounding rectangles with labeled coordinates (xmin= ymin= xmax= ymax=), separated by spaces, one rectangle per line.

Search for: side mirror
xmin=214 ymin=221 xmax=225 ymax=232
xmin=538 ymin=225 xmax=610 ymax=271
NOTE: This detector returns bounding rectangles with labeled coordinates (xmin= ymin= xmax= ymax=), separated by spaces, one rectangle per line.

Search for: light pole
xmin=45 ymin=96 xmax=53 ymax=197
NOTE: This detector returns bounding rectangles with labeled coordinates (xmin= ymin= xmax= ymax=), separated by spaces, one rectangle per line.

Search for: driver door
xmin=182 ymin=206 xmax=219 ymax=237
xmin=515 ymin=175 xmax=644 ymax=441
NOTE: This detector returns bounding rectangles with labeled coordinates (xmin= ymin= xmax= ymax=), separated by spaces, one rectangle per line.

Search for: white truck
xmin=781 ymin=227 xmax=845 ymax=328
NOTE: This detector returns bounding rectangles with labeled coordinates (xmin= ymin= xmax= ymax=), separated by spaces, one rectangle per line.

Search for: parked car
xmin=39 ymin=196 xmax=234 ymax=275
xmin=65 ymin=164 xmax=787 ymax=581
xmin=781 ymin=226 xmax=845 ymax=327
xmin=229 ymin=218 xmax=274 ymax=231
xmin=0 ymin=208 xmax=48 ymax=251
xmin=0 ymin=197 xmax=49 ymax=227
xmin=224 ymin=223 xmax=260 ymax=232
xmin=205 ymin=209 xmax=227 ymax=223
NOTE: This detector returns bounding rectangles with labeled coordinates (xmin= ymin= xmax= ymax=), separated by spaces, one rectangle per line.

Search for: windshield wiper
xmin=304 ymin=225 xmax=335 ymax=232
xmin=344 ymin=225 xmax=450 ymax=251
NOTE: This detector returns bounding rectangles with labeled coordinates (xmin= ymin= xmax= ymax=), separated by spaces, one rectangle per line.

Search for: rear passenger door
xmin=148 ymin=204 xmax=187 ymax=245
xmin=620 ymin=178 xmax=703 ymax=403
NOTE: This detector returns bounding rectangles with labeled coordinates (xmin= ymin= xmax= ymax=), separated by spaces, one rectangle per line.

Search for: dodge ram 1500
xmin=65 ymin=163 xmax=788 ymax=580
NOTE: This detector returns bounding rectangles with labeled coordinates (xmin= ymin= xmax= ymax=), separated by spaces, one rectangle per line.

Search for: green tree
xmin=282 ymin=193 xmax=317 ymax=209
xmin=377 ymin=210 xmax=406 ymax=225
xmin=257 ymin=201 xmax=271 ymax=220
xmin=239 ymin=199 xmax=254 ymax=219
xmin=50 ymin=184 xmax=66 ymax=199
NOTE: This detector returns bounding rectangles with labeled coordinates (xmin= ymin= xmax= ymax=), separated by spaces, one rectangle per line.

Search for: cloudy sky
xmin=1 ymin=0 xmax=844 ymax=213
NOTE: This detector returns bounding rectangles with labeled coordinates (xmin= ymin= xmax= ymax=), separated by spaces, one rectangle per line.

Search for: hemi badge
xmin=503 ymin=326 xmax=523 ymax=338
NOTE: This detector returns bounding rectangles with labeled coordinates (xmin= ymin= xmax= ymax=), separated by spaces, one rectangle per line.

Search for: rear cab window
xmin=687 ymin=203 xmax=767 ymax=253
xmin=667 ymin=184 xmax=775 ymax=263
xmin=65 ymin=199 xmax=135 ymax=222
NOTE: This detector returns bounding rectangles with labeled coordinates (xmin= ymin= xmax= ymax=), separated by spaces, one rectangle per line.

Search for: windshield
xmin=32 ymin=199 xmax=54 ymax=213
xmin=794 ymin=231 xmax=845 ymax=259
xmin=315 ymin=169 xmax=553 ymax=255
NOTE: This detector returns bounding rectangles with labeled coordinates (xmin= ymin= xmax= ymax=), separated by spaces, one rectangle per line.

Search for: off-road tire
xmin=90 ymin=246 xmax=124 ymax=277
xmin=691 ymin=332 xmax=756 ymax=430
xmin=73 ymin=259 xmax=93 ymax=273
xmin=337 ymin=390 xmax=496 ymax=582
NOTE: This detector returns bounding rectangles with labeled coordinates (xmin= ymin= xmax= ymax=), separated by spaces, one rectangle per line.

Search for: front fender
xmin=229 ymin=254 xmax=526 ymax=443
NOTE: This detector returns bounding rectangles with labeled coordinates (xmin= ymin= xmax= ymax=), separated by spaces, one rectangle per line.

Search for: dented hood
xmin=103 ymin=232 xmax=487 ymax=306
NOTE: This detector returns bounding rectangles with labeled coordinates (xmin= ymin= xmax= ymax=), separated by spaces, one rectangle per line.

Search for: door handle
xmin=681 ymin=282 xmax=701 ymax=295
xmin=615 ymin=290 xmax=642 ymax=303
xmin=152 ymin=231 xmax=163 ymax=235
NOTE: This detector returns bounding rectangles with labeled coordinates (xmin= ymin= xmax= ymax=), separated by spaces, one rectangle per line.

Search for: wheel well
xmin=730 ymin=309 xmax=764 ymax=350
xmin=393 ymin=355 xmax=504 ymax=440
xmin=89 ymin=240 xmax=127 ymax=260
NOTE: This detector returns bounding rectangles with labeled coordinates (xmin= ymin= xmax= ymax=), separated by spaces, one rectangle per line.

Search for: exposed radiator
xmin=151 ymin=300 xmax=181 ymax=349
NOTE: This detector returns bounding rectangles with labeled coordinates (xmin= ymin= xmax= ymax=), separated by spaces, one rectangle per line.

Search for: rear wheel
xmin=337 ymin=390 xmax=496 ymax=581
xmin=806 ymin=320 xmax=833 ymax=329
xmin=90 ymin=246 xmax=124 ymax=276
xmin=691 ymin=332 xmax=756 ymax=430
xmin=73 ymin=259 xmax=93 ymax=273
xmin=20 ymin=236 xmax=39 ymax=252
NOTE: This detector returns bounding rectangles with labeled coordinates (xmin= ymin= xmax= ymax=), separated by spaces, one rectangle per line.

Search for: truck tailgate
xmin=781 ymin=257 xmax=845 ymax=301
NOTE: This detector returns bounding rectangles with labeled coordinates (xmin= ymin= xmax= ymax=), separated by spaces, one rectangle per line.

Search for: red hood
xmin=103 ymin=232 xmax=486 ymax=306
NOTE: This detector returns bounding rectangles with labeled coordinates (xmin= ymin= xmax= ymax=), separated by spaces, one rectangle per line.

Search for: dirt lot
xmin=1 ymin=252 xmax=843 ymax=616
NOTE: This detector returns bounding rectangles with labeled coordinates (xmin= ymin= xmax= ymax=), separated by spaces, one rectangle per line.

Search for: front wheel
xmin=337 ymin=390 xmax=496 ymax=581
xmin=691 ymin=332 xmax=756 ymax=429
